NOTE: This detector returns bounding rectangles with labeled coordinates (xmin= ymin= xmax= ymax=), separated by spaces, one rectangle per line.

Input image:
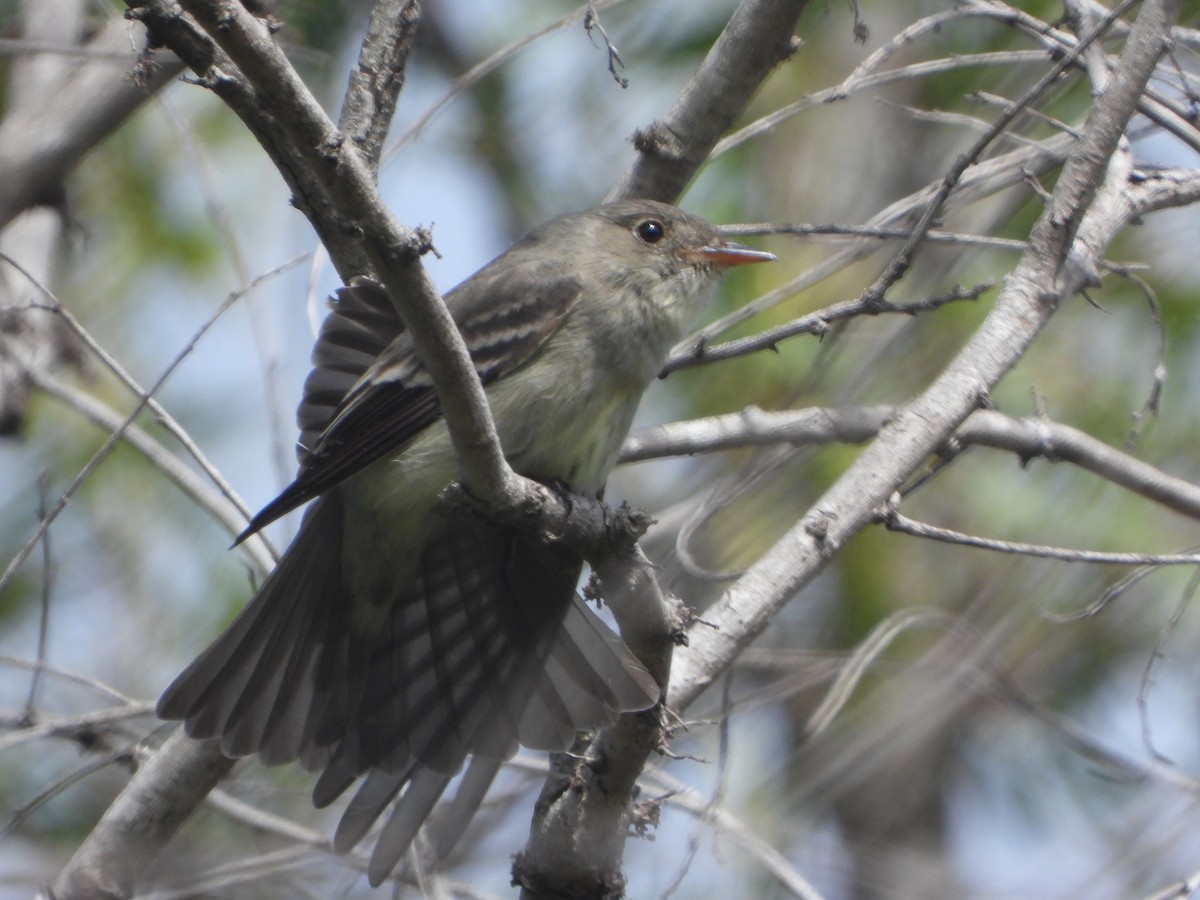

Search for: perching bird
xmin=158 ymin=200 xmax=774 ymax=885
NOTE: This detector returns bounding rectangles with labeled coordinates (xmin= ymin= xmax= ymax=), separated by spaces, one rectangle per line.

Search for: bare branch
xmin=974 ymin=0 xmax=1200 ymax=155
xmin=0 ymin=17 xmax=181 ymax=230
xmin=0 ymin=253 xmax=291 ymax=597
xmin=53 ymin=730 xmax=236 ymax=899
xmin=1137 ymin=568 xmax=1200 ymax=763
xmin=668 ymin=0 xmax=1186 ymax=713
xmin=721 ymin=221 xmax=1028 ymax=253
xmin=1 ymin=253 xmax=299 ymax=566
xmin=883 ymin=508 xmax=1200 ymax=567
xmin=338 ymin=0 xmax=422 ymax=171
xmin=664 ymin=281 xmax=992 ymax=375
xmin=516 ymin=548 xmax=680 ymax=898
xmin=31 ymin=370 xmax=275 ymax=574
xmin=858 ymin=0 xmax=1137 ymax=308
xmin=510 ymin=755 xmax=826 ymax=900
xmin=624 ymin=406 xmax=1200 ymax=525
xmin=608 ymin=0 xmax=809 ymax=204
xmin=804 ymin=610 xmax=950 ymax=739
xmin=0 ymin=252 xmax=295 ymax=578
xmin=0 ymin=656 xmax=141 ymax=706
xmin=685 ymin=133 xmax=1075 ymax=350
xmin=0 ymin=704 xmax=154 ymax=754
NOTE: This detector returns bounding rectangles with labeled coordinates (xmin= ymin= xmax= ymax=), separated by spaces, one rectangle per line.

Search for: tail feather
xmin=297 ymin=608 xmax=362 ymax=770
xmin=333 ymin=768 xmax=411 ymax=854
xmin=254 ymin=617 xmax=329 ymax=766
xmin=557 ymin=595 xmax=661 ymax=712
xmin=423 ymin=756 xmax=505 ymax=865
xmin=368 ymin=769 xmax=454 ymax=887
xmin=157 ymin=580 xmax=276 ymax=726
xmin=159 ymin=483 xmax=664 ymax=886
xmin=519 ymin=667 xmax=577 ymax=751
xmin=515 ymin=598 xmax=659 ymax=750
xmin=218 ymin=589 xmax=316 ymax=758
xmin=157 ymin=495 xmax=345 ymax=767
xmin=312 ymin=760 xmax=358 ymax=810
xmin=342 ymin=517 xmax=581 ymax=778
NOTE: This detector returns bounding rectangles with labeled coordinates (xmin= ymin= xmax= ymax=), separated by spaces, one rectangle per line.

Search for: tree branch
xmin=515 ymin=547 xmax=681 ymax=899
xmin=682 ymin=132 xmax=1075 ymax=352
xmin=667 ymin=0 xmax=1185 ymax=714
xmin=0 ymin=17 xmax=181 ymax=231
xmin=663 ymin=281 xmax=992 ymax=375
xmin=622 ymin=405 xmax=1200 ymax=524
xmin=337 ymin=0 xmax=421 ymax=173
xmin=53 ymin=730 xmax=236 ymax=900
xmin=607 ymin=0 xmax=810 ymax=204
xmin=145 ymin=0 xmax=516 ymax=502
xmin=882 ymin=509 xmax=1200 ymax=567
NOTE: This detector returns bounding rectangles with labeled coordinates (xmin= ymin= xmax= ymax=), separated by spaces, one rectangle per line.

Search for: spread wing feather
xmin=236 ymin=273 xmax=582 ymax=542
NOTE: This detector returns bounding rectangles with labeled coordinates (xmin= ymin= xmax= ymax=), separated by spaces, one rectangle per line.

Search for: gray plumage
xmin=157 ymin=201 xmax=773 ymax=885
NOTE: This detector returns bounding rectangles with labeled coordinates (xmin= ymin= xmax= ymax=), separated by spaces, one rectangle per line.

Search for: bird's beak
xmin=693 ymin=241 xmax=776 ymax=267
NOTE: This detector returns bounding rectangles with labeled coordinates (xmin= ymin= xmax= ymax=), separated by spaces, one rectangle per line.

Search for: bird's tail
xmin=316 ymin=590 xmax=661 ymax=886
xmin=157 ymin=493 xmax=350 ymax=769
xmin=158 ymin=497 xmax=663 ymax=886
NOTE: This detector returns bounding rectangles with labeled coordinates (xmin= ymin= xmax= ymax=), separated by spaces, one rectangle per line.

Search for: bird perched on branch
xmin=159 ymin=200 xmax=774 ymax=885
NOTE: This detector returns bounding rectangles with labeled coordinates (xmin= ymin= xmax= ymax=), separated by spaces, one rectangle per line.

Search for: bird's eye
xmin=635 ymin=219 xmax=666 ymax=244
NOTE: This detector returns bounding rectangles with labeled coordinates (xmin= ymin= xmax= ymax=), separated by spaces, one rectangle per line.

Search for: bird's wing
xmin=294 ymin=276 xmax=408 ymax=464
xmin=236 ymin=271 xmax=582 ymax=540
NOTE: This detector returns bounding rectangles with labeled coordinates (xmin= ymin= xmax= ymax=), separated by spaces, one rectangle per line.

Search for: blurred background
xmin=2 ymin=0 xmax=1200 ymax=897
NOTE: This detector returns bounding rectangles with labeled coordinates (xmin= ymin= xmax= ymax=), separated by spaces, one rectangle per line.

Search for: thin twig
xmin=720 ymin=222 xmax=1028 ymax=253
xmin=997 ymin=671 xmax=1200 ymax=794
xmin=0 ymin=267 xmax=265 ymax=600
xmin=975 ymin=0 xmax=1200 ymax=155
xmin=1045 ymin=560 xmax=1176 ymax=623
xmin=386 ymin=0 xmax=631 ymax=157
xmin=23 ymin=474 xmax=53 ymax=724
xmin=0 ymin=655 xmax=141 ymax=706
xmin=509 ymin=755 xmax=825 ymax=899
xmin=684 ymin=133 xmax=1075 ymax=350
xmin=0 ymin=250 xmax=302 ymax=559
xmin=1121 ymin=270 xmax=1168 ymax=447
xmin=803 ymin=609 xmax=950 ymax=739
xmin=857 ymin=0 xmax=1138 ymax=308
xmin=664 ymin=281 xmax=992 ymax=374
xmin=659 ymin=671 xmax=735 ymax=898
xmin=0 ymin=752 xmax=127 ymax=842
xmin=1137 ymin=567 xmax=1200 ymax=764
xmin=29 ymin=370 xmax=275 ymax=574
xmin=883 ymin=506 xmax=1200 ymax=567
xmin=0 ymin=704 xmax=155 ymax=754
xmin=158 ymin=94 xmax=293 ymax=506
xmin=716 ymin=48 xmax=1054 ymax=155
xmin=584 ymin=4 xmax=629 ymax=88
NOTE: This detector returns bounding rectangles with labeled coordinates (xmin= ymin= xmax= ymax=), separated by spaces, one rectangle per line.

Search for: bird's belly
xmin=335 ymin=364 xmax=639 ymax=607
xmin=491 ymin=375 xmax=638 ymax=497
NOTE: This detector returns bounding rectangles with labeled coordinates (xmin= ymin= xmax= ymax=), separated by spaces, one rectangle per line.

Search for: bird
xmin=157 ymin=200 xmax=774 ymax=885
